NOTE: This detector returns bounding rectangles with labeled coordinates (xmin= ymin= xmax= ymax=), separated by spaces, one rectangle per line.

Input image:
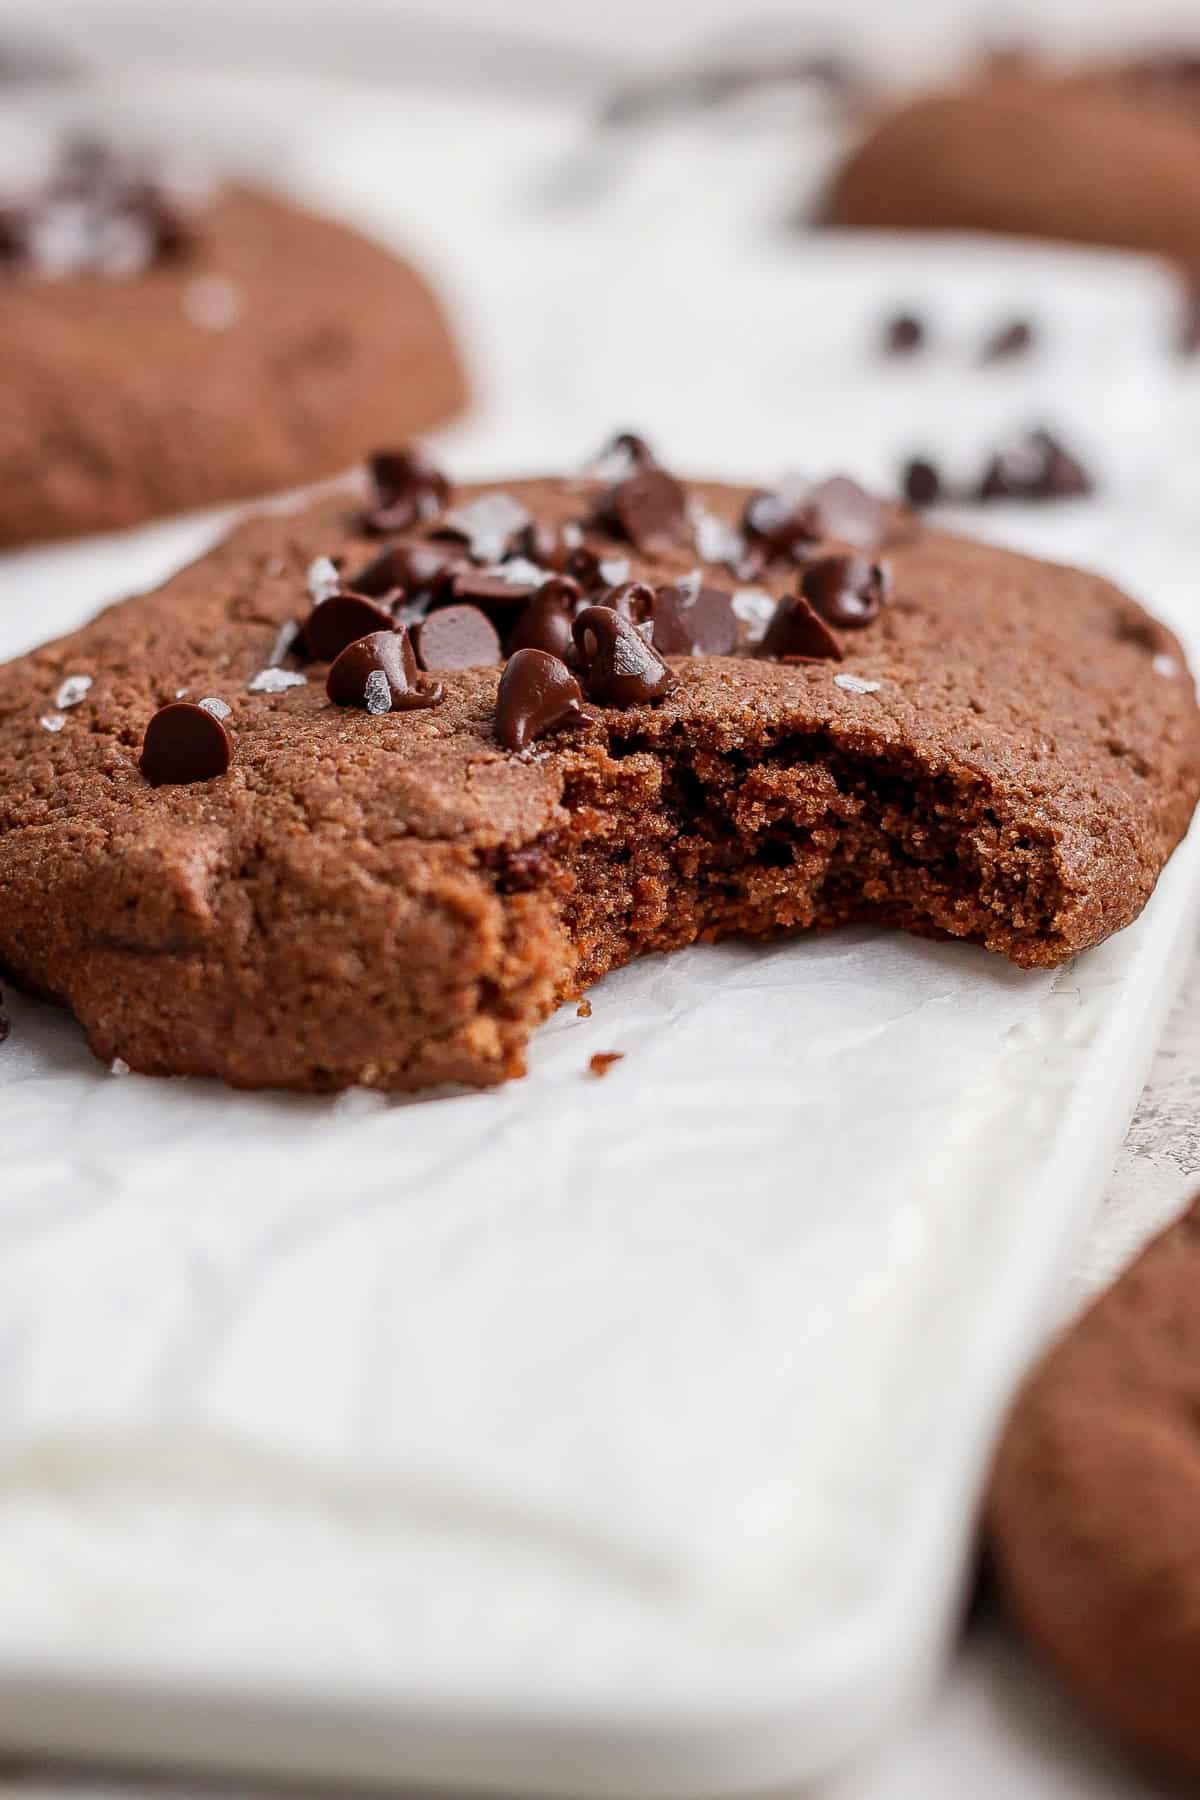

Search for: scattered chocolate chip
xmin=757 ymin=594 xmax=844 ymax=663
xmin=449 ymin=567 xmax=540 ymax=606
xmin=981 ymin=318 xmax=1034 ymax=362
xmin=589 ymin=1052 xmax=623 ymax=1078
xmin=588 ymin=430 xmax=658 ymax=483
xmin=515 ymin=518 xmax=585 ymax=572
xmin=978 ymin=429 xmax=1092 ymax=503
xmin=362 ymin=447 xmax=449 ymax=534
xmin=326 ymin=629 xmax=443 ymax=713
xmin=800 ymin=475 xmax=887 ymax=549
xmin=651 ymin=579 xmax=737 ymax=655
xmin=437 ymin=493 xmax=530 ymax=564
xmin=350 ymin=542 xmax=459 ymax=600
xmin=412 ymin=604 xmax=502 ymax=670
xmin=495 ymin=649 xmax=593 ymax=752
xmin=507 ymin=578 xmax=582 ymax=661
xmin=573 ymin=605 xmax=677 ymax=706
xmin=903 ymin=458 xmax=943 ymax=509
xmin=603 ymin=468 xmax=689 ymax=555
xmin=140 ymin=700 xmax=233 ymax=786
xmin=801 ymin=554 xmax=888 ymax=629
xmin=302 ymin=593 xmax=396 ymax=661
xmin=601 ymin=581 xmax=656 ymax=626
xmin=743 ymin=479 xmax=819 ymax=559
xmin=883 ymin=313 xmax=925 ymax=355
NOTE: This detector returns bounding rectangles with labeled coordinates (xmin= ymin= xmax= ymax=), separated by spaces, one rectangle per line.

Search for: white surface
xmin=2 ymin=43 xmax=1200 ymax=1800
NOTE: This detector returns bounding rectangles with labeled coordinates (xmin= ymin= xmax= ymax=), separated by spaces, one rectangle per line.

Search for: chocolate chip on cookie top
xmin=326 ymin=629 xmax=444 ymax=713
xmin=495 ymin=650 xmax=593 ymax=751
xmin=140 ymin=700 xmax=232 ymax=786
xmin=572 ymin=605 xmax=677 ymax=705
xmin=1 ymin=137 xmax=196 ymax=280
xmin=757 ymin=593 xmax=844 ymax=663
xmin=801 ymin=554 xmax=889 ymax=628
xmin=361 ymin=447 xmax=450 ymax=535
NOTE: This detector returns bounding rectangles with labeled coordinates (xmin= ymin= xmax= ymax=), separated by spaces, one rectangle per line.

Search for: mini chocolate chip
xmin=140 ymin=701 xmax=233 ymax=786
xmin=604 ymin=468 xmax=689 ymax=555
xmin=350 ymin=542 xmax=458 ymax=599
xmin=978 ymin=429 xmax=1092 ymax=503
xmin=362 ymin=447 xmax=449 ymax=534
xmin=883 ymin=313 xmax=925 ymax=355
xmin=412 ymin=604 xmax=502 ymax=669
xmin=303 ymin=593 xmax=396 ymax=661
xmin=495 ymin=649 xmax=593 ymax=752
xmin=903 ymin=458 xmax=942 ymax=509
xmin=651 ymin=581 xmax=737 ymax=655
xmin=801 ymin=555 xmax=888 ymax=628
xmin=572 ymin=605 xmax=677 ymax=706
xmin=507 ymin=578 xmax=582 ymax=661
xmin=601 ymin=581 xmax=656 ymax=625
xmin=326 ymin=629 xmax=443 ymax=712
xmin=981 ymin=318 xmax=1034 ymax=362
xmin=757 ymin=594 xmax=843 ymax=662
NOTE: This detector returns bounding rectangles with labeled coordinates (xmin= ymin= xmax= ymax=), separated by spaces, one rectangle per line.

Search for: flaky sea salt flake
xmin=306 ymin=556 xmax=341 ymax=603
xmin=247 ymin=668 xmax=307 ymax=694
xmin=834 ymin=673 xmax=881 ymax=695
xmin=55 ymin=674 xmax=92 ymax=710
xmin=363 ymin=670 xmax=392 ymax=715
xmin=198 ymin=696 xmax=231 ymax=719
xmin=39 ymin=712 xmax=66 ymax=733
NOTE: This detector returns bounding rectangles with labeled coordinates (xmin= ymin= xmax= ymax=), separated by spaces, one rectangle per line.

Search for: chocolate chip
xmin=800 ymin=475 xmax=886 ymax=549
xmin=507 ymin=578 xmax=582 ymax=661
xmin=326 ymin=630 xmax=443 ymax=712
xmin=450 ymin=568 xmax=540 ymax=606
xmin=588 ymin=430 xmax=658 ymax=483
xmin=650 ymin=579 xmax=737 ymax=655
xmin=603 ymin=468 xmax=689 ymax=555
xmin=903 ymin=458 xmax=943 ymax=509
xmin=412 ymin=604 xmax=501 ymax=669
xmin=743 ymin=481 xmax=819 ymax=559
xmin=757 ymin=594 xmax=843 ymax=663
xmin=495 ymin=649 xmax=593 ymax=751
xmin=302 ymin=593 xmax=397 ymax=661
xmin=362 ymin=447 xmax=449 ymax=534
xmin=883 ymin=313 xmax=925 ymax=355
xmin=601 ymin=581 xmax=656 ymax=626
xmin=801 ymin=555 xmax=888 ymax=629
xmin=350 ymin=542 xmax=458 ymax=600
xmin=573 ymin=605 xmax=677 ymax=706
xmin=978 ymin=429 xmax=1092 ymax=503
xmin=981 ymin=318 xmax=1034 ymax=362
xmin=140 ymin=700 xmax=233 ymax=786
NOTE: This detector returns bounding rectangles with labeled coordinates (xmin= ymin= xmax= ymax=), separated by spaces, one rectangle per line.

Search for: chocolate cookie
xmin=989 ymin=1196 xmax=1200 ymax=1780
xmin=824 ymin=61 xmax=1200 ymax=272
xmin=0 ymin=142 xmax=466 ymax=546
xmin=0 ymin=442 xmax=1196 ymax=1092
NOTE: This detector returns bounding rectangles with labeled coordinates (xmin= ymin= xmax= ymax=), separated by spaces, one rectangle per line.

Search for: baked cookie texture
xmin=0 ymin=463 xmax=1196 ymax=1092
xmin=823 ymin=61 xmax=1200 ymax=269
xmin=989 ymin=1196 xmax=1200 ymax=1780
xmin=0 ymin=186 xmax=466 ymax=546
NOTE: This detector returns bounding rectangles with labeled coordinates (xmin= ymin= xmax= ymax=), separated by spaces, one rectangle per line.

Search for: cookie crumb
xmin=589 ymin=1051 xmax=623 ymax=1077
xmin=577 ymin=999 xmax=593 ymax=1018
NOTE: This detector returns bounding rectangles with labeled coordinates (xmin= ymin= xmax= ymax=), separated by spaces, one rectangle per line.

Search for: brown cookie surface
xmin=824 ymin=65 xmax=1200 ymax=270
xmin=0 ymin=454 xmax=1196 ymax=1092
xmin=989 ymin=1196 xmax=1200 ymax=1780
xmin=0 ymin=184 xmax=466 ymax=547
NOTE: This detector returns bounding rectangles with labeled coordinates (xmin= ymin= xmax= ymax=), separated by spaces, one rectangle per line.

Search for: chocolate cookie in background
xmin=823 ymin=51 xmax=1200 ymax=321
xmin=989 ymin=1193 xmax=1200 ymax=1783
xmin=0 ymin=135 xmax=467 ymax=548
xmin=0 ymin=434 xmax=1196 ymax=1094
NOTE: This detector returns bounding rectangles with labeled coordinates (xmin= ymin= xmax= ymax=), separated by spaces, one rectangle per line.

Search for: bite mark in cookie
xmin=0 ymin=439 xmax=1196 ymax=1092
